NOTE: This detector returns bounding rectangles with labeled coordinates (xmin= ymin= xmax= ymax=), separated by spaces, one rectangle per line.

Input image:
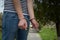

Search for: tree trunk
xmin=56 ymin=22 xmax=60 ymax=37
xmin=56 ymin=16 xmax=60 ymax=37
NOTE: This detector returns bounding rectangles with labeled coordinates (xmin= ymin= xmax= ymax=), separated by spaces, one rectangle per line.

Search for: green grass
xmin=0 ymin=32 xmax=2 ymax=40
xmin=39 ymin=27 xmax=57 ymax=40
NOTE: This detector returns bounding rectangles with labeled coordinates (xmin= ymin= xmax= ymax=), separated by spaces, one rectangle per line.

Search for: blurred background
xmin=0 ymin=0 xmax=60 ymax=40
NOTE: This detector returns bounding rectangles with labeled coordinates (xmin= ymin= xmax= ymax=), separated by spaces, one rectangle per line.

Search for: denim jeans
xmin=2 ymin=11 xmax=30 ymax=40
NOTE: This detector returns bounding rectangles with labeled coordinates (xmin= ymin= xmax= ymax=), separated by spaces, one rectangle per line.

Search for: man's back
xmin=4 ymin=0 xmax=28 ymax=14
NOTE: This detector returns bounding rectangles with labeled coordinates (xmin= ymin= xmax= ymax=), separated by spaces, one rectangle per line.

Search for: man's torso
xmin=4 ymin=0 xmax=28 ymax=15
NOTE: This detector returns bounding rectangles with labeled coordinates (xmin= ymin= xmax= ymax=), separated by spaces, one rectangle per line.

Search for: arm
xmin=13 ymin=0 xmax=27 ymax=30
xmin=27 ymin=0 xmax=35 ymax=19
xmin=13 ymin=0 xmax=24 ymax=19
xmin=27 ymin=0 xmax=39 ymax=30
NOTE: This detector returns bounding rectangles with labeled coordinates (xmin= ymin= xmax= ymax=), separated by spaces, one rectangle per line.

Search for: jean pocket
xmin=6 ymin=12 xmax=18 ymax=20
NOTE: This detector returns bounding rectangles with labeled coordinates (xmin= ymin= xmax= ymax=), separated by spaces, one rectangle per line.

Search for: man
xmin=2 ymin=0 xmax=39 ymax=40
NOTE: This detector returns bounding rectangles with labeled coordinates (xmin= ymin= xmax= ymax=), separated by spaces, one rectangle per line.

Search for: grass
xmin=39 ymin=26 xmax=58 ymax=40
xmin=0 ymin=31 xmax=2 ymax=40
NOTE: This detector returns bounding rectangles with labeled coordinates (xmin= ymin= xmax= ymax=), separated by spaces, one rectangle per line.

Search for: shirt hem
xmin=4 ymin=10 xmax=29 ymax=15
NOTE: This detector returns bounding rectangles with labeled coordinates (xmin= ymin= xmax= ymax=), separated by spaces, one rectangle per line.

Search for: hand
xmin=18 ymin=18 xmax=27 ymax=30
xmin=30 ymin=18 xmax=39 ymax=30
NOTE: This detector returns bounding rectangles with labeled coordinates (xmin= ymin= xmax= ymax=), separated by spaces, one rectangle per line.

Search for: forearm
xmin=13 ymin=0 xmax=24 ymax=19
xmin=27 ymin=0 xmax=35 ymax=19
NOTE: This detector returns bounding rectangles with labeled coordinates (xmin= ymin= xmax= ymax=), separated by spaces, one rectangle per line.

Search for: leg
xmin=2 ymin=11 xmax=18 ymax=40
xmin=16 ymin=15 xmax=30 ymax=40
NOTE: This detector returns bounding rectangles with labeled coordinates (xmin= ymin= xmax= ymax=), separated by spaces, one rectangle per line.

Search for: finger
xmin=18 ymin=22 xmax=23 ymax=27
xmin=22 ymin=22 xmax=27 ymax=30
xmin=25 ymin=22 xmax=27 ymax=29
xmin=37 ymin=23 xmax=39 ymax=27
xmin=24 ymin=22 xmax=27 ymax=30
xmin=22 ymin=25 xmax=25 ymax=30
xmin=19 ymin=25 xmax=25 ymax=30
xmin=19 ymin=26 xmax=23 ymax=29
xmin=36 ymin=22 xmax=39 ymax=27
xmin=35 ymin=23 xmax=39 ymax=29
xmin=18 ymin=23 xmax=24 ymax=29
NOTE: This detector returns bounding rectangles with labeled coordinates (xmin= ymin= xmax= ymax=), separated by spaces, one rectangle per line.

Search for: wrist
xmin=30 ymin=18 xmax=35 ymax=21
xmin=19 ymin=17 xmax=25 ymax=20
xmin=18 ymin=14 xmax=25 ymax=20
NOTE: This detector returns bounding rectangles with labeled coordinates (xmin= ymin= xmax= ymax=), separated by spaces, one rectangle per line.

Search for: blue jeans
xmin=2 ymin=11 xmax=30 ymax=40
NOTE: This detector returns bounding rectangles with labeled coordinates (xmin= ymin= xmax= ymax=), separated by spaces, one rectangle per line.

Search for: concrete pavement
xmin=27 ymin=28 xmax=42 ymax=40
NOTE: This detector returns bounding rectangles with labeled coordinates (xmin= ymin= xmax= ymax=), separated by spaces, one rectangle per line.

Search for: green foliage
xmin=34 ymin=0 xmax=60 ymax=24
xmin=39 ymin=26 xmax=57 ymax=40
xmin=34 ymin=0 xmax=60 ymax=36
